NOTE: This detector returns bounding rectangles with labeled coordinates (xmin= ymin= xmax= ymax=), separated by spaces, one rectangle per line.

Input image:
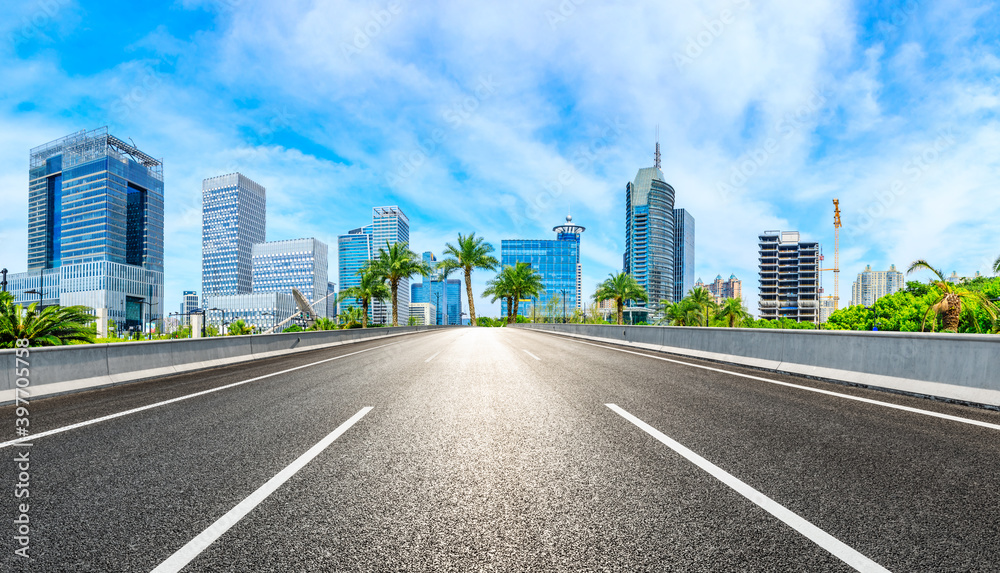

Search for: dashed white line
xmin=523 ymin=350 xmax=541 ymax=361
xmin=0 ymin=343 xmax=396 ymax=450
xmin=425 ymin=351 xmax=442 ymax=363
xmin=564 ymin=337 xmax=1000 ymax=433
xmin=150 ymin=407 xmax=372 ymax=573
xmin=606 ymin=403 xmax=890 ymax=573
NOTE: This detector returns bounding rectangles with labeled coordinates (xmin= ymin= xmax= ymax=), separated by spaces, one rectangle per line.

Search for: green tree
xmin=340 ymin=267 xmax=391 ymax=328
xmin=441 ymin=233 xmax=498 ymax=326
xmin=508 ymin=262 xmax=544 ymax=322
xmin=0 ymin=293 xmax=96 ymax=347
xmin=907 ymin=260 xmax=999 ymax=332
xmin=228 ymin=319 xmax=251 ymax=336
xmin=482 ymin=268 xmax=515 ymax=324
xmin=369 ymin=241 xmax=430 ymax=327
xmin=309 ymin=317 xmax=337 ymax=331
xmin=716 ymin=297 xmax=751 ymax=328
xmin=593 ymin=272 xmax=648 ymax=325
xmin=338 ymin=305 xmax=365 ymax=329
xmin=686 ymin=287 xmax=717 ymax=327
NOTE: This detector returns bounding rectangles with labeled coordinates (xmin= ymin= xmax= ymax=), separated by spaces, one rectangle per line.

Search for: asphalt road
xmin=2 ymin=327 xmax=1000 ymax=572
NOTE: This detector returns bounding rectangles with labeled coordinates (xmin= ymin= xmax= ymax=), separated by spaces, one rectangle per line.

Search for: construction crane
xmin=820 ymin=199 xmax=842 ymax=312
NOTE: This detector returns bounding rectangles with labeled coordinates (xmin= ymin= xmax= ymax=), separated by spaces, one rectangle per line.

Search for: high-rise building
xmin=337 ymin=226 xmax=373 ymax=313
xmin=338 ymin=206 xmax=411 ymax=324
xmin=500 ymin=216 xmax=584 ymax=320
xmin=758 ymin=231 xmax=820 ymax=322
xmin=624 ymin=142 xmax=695 ymax=311
xmin=10 ymin=127 xmax=164 ymax=331
xmin=203 ymin=292 xmax=296 ymax=332
xmin=850 ymin=264 xmax=905 ymax=307
xmin=409 ymin=302 xmax=437 ymax=326
xmin=179 ymin=290 xmax=199 ymax=325
xmin=327 ymin=281 xmax=337 ymax=319
xmin=672 ymin=208 xmax=695 ymax=302
xmin=251 ymin=238 xmax=329 ymax=317
xmin=201 ymin=173 xmax=266 ymax=301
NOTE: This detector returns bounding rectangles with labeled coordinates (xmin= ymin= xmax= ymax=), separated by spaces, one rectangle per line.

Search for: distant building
xmin=411 ymin=251 xmax=463 ymax=325
xmin=202 ymin=173 xmax=266 ymax=300
xmin=179 ymin=290 xmax=199 ymax=325
xmin=251 ymin=238 xmax=329 ymax=317
xmin=850 ymin=264 xmax=905 ymax=307
xmin=672 ymin=208 xmax=695 ymax=303
xmin=327 ymin=281 xmax=337 ymax=319
xmin=338 ymin=206 xmax=410 ymax=324
xmin=9 ymin=127 xmax=165 ymax=332
xmin=696 ymin=274 xmax=742 ymax=304
xmin=758 ymin=231 xmax=820 ymax=323
xmin=820 ymin=298 xmax=836 ymax=323
xmin=409 ymin=302 xmax=437 ymax=326
xmin=205 ymin=292 xmax=296 ymax=333
xmin=337 ymin=226 xmax=373 ymax=314
xmin=500 ymin=215 xmax=584 ymax=320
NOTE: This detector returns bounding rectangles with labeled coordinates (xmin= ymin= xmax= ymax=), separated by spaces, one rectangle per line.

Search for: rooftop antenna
xmin=654 ymin=125 xmax=661 ymax=169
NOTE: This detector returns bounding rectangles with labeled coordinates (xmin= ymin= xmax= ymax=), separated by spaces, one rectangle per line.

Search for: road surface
xmin=2 ymin=327 xmax=999 ymax=571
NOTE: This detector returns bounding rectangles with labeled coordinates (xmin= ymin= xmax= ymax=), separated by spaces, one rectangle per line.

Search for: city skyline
xmin=1 ymin=2 xmax=999 ymax=318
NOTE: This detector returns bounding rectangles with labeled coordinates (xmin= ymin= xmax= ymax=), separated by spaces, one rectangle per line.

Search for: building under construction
xmin=757 ymin=230 xmax=820 ymax=323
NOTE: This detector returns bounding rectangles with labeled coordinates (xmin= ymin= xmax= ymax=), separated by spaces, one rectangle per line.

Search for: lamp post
xmin=208 ymin=307 xmax=228 ymax=335
xmin=262 ymin=311 xmax=275 ymax=334
xmin=139 ymin=299 xmax=155 ymax=340
xmin=433 ymin=291 xmax=441 ymax=326
xmin=560 ymin=289 xmax=567 ymax=324
xmin=1 ymin=268 xmax=7 ymax=293
xmin=24 ymin=288 xmax=43 ymax=309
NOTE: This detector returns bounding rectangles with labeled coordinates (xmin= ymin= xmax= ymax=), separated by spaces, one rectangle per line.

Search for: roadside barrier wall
xmin=517 ymin=323 xmax=1000 ymax=407
xmin=0 ymin=326 xmax=447 ymax=404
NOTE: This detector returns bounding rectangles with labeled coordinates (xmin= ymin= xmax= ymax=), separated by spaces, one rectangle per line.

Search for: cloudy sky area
xmin=1 ymin=0 xmax=998 ymax=316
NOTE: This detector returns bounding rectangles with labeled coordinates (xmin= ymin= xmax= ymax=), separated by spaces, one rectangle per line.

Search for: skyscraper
xmin=411 ymin=251 xmax=464 ymax=325
xmin=201 ymin=173 xmax=266 ymax=301
xmin=625 ymin=143 xmax=676 ymax=308
xmin=252 ymin=238 xmax=330 ymax=317
xmin=180 ymin=290 xmax=199 ymax=325
xmin=758 ymin=231 xmax=820 ymax=322
xmin=370 ymin=206 xmax=411 ymax=324
xmin=337 ymin=226 xmax=373 ymax=314
xmin=672 ymin=208 xmax=695 ymax=302
xmin=500 ymin=216 xmax=584 ymax=320
xmin=11 ymin=127 xmax=164 ymax=331
xmin=850 ymin=264 xmax=905 ymax=307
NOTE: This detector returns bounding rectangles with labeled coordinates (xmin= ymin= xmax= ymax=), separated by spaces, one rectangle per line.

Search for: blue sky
xmin=1 ymin=0 xmax=999 ymax=316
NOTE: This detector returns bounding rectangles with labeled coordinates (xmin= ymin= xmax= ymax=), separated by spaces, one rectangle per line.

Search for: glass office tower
xmin=12 ymin=127 xmax=164 ymax=331
xmin=337 ymin=226 xmax=373 ymax=314
xmin=625 ymin=162 xmax=675 ymax=307
xmin=371 ymin=206 xmax=410 ymax=323
xmin=672 ymin=208 xmax=695 ymax=302
xmin=251 ymin=238 xmax=329 ymax=317
xmin=202 ymin=173 xmax=266 ymax=301
xmin=500 ymin=216 xmax=583 ymax=321
xmin=410 ymin=251 xmax=463 ymax=325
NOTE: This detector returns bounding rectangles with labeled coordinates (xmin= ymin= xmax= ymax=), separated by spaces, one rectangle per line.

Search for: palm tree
xmin=717 ymin=297 xmax=751 ymax=328
xmin=0 ymin=293 xmax=96 ymax=347
xmin=686 ymin=287 xmax=718 ymax=327
xmin=994 ymin=254 xmax=1000 ymax=275
xmin=309 ymin=317 xmax=337 ymax=331
xmin=593 ymin=272 xmax=648 ymax=325
xmin=369 ymin=241 xmax=430 ymax=327
xmin=507 ymin=262 xmax=544 ymax=322
xmin=340 ymin=268 xmax=391 ymax=328
xmin=908 ymin=260 xmax=999 ymax=332
xmin=441 ymin=233 xmax=498 ymax=326
xmin=228 ymin=319 xmax=252 ymax=336
xmin=337 ymin=306 xmax=365 ymax=328
xmin=483 ymin=267 xmax=516 ymax=324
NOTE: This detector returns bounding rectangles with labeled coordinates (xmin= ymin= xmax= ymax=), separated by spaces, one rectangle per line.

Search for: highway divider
xmin=516 ymin=323 xmax=1000 ymax=407
xmin=0 ymin=326 xmax=447 ymax=405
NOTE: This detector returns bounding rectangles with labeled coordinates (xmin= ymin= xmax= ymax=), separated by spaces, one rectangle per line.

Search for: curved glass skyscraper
xmin=625 ymin=162 xmax=675 ymax=307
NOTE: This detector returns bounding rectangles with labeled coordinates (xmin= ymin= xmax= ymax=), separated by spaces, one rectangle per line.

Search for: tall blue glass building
xmin=11 ymin=127 xmax=164 ymax=331
xmin=500 ymin=216 xmax=584 ymax=320
xmin=337 ymin=226 xmax=372 ymax=314
xmin=410 ymin=251 xmax=463 ymax=325
xmin=202 ymin=173 xmax=266 ymax=301
xmin=672 ymin=208 xmax=695 ymax=302
xmin=338 ymin=206 xmax=410 ymax=323
xmin=625 ymin=160 xmax=674 ymax=307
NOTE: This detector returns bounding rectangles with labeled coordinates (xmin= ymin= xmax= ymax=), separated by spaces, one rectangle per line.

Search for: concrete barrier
xmin=517 ymin=324 xmax=1000 ymax=407
xmin=0 ymin=326 xmax=447 ymax=405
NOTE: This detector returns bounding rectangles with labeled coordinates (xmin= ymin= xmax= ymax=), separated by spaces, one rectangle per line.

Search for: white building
xmin=850 ymin=264 xmax=905 ymax=307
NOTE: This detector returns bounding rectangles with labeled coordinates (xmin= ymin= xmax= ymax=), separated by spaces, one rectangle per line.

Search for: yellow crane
xmin=820 ymin=199 xmax=842 ymax=312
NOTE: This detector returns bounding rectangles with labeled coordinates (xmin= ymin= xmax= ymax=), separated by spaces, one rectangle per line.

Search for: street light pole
xmin=560 ymin=289 xmax=567 ymax=323
xmin=434 ymin=291 xmax=441 ymax=326
xmin=25 ymin=288 xmax=43 ymax=309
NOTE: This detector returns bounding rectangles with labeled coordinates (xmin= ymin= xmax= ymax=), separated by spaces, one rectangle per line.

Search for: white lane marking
xmin=563 ymin=337 xmax=1000 ymax=433
xmin=523 ymin=350 xmax=541 ymax=361
xmin=0 ymin=343 xmax=396 ymax=449
xmin=151 ymin=407 xmax=372 ymax=573
xmin=606 ymin=404 xmax=890 ymax=573
xmin=425 ymin=351 xmax=441 ymax=363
